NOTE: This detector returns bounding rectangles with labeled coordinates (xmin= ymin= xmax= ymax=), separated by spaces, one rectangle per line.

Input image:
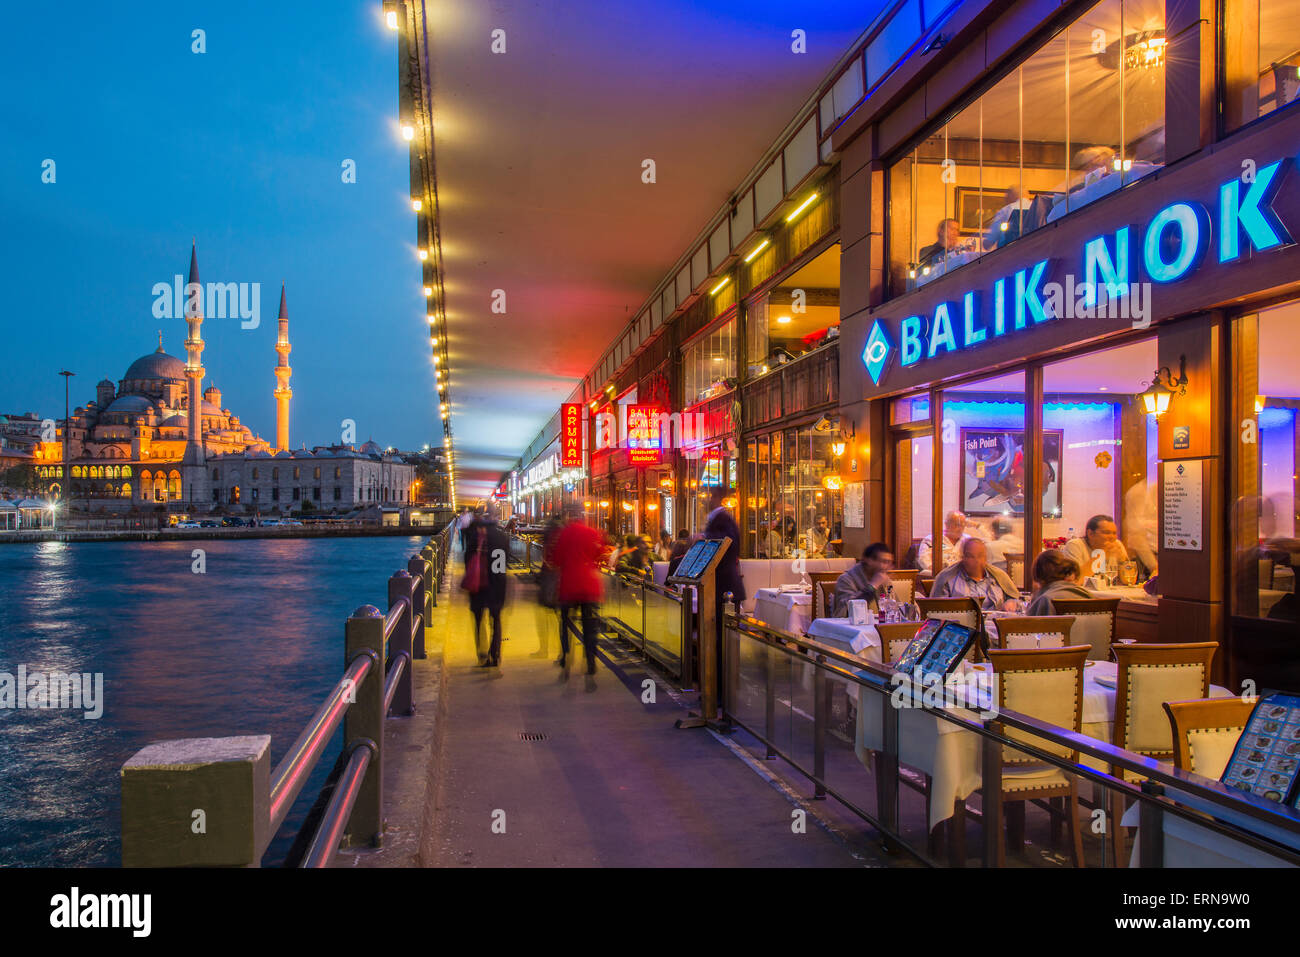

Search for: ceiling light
xmin=785 ymin=192 xmax=819 ymax=223
xmin=424 ymin=286 xmax=433 ymax=297
xmin=710 ymin=277 xmax=730 ymax=295
xmin=411 ymin=199 xmax=422 ymax=212
xmin=743 ymin=239 xmax=769 ymax=263
xmin=401 ymin=123 xmax=415 ymax=141
xmin=777 ymin=315 xmax=791 ymax=324
xmin=418 ymin=249 xmax=428 ymax=260
xmin=385 ymin=10 xmax=398 ymax=30
xmin=433 ymin=355 xmax=439 ymax=364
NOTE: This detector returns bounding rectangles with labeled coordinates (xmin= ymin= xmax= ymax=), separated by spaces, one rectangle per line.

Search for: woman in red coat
xmin=553 ymin=512 xmax=604 ymax=675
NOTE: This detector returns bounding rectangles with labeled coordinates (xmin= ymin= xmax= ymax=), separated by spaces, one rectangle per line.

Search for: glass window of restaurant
xmin=1042 ymin=338 xmax=1160 ymax=585
xmin=888 ymin=0 xmax=1166 ymax=296
xmin=890 ymin=393 xmax=934 ymax=572
xmin=683 ymin=319 xmax=736 ymax=408
xmin=745 ymin=244 xmax=841 ymax=380
xmin=937 ymin=371 xmax=1028 ymax=587
xmin=686 ymin=448 xmax=736 ymax=537
xmin=1222 ymin=0 xmax=1300 ymax=132
xmin=745 ymin=421 xmax=843 ymax=559
xmin=1232 ymin=302 xmax=1299 ymax=621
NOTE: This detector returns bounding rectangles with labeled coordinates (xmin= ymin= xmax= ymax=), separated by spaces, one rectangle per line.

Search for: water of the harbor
xmin=0 ymin=535 xmax=430 ymax=867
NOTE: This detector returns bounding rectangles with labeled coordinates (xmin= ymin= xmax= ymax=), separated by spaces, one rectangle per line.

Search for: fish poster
xmin=959 ymin=428 xmax=1062 ymax=517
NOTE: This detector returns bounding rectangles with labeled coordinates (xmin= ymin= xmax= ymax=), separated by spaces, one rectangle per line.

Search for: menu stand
xmin=666 ymin=537 xmax=731 ymax=731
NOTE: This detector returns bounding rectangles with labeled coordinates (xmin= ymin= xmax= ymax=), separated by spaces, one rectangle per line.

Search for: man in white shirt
xmin=916 ymin=510 xmax=974 ymax=575
xmin=982 ymin=516 xmax=1024 ymax=574
xmin=1063 ymin=514 xmax=1129 ymax=579
xmin=805 ymin=516 xmax=831 ymax=557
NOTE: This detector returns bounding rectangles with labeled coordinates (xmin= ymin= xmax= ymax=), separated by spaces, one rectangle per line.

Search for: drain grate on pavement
xmin=518 ymin=732 xmax=548 ymax=742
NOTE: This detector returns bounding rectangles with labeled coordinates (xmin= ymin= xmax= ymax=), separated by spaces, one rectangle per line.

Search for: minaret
xmin=274 ymin=284 xmax=292 ymax=452
xmin=182 ymin=241 xmax=206 ymax=466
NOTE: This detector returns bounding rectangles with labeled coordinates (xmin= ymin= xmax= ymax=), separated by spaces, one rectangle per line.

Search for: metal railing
xmin=597 ymin=569 xmax=692 ymax=683
xmin=118 ymin=536 xmax=440 ymax=868
xmin=719 ymin=607 xmax=1300 ymax=867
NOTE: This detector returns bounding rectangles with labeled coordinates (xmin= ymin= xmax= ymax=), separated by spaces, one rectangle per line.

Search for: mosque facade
xmin=33 ymin=244 xmax=415 ymax=515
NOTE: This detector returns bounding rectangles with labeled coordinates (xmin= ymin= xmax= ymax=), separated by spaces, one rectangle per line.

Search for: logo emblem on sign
xmin=862 ymin=320 xmax=893 ymax=386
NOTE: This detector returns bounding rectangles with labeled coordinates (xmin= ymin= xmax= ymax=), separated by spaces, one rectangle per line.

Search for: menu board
xmin=915 ymin=622 xmax=977 ymax=678
xmin=893 ymin=618 xmax=947 ymax=674
xmin=1220 ymin=693 xmax=1300 ymax=804
xmin=844 ymin=482 xmax=865 ymax=529
xmin=1162 ymin=459 xmax=1203 ymax=550
xmin=671 ymin=539 xmax=724 ymax=582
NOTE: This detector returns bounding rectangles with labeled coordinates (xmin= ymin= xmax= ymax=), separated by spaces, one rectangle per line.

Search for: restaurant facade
xmin=506 ymin=0 xmax=1298 ymax=688
xmin=833 ymin=0 xmax=1299 ymax=688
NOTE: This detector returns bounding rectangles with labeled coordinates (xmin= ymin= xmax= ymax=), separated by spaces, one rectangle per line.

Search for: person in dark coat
xmin=703 ymin=486 xmax=745 ymax=701
xmin=666 ymin=528 xmax=690 ymax=578
xmin=463 ymin=506 xmax=510 ymax=668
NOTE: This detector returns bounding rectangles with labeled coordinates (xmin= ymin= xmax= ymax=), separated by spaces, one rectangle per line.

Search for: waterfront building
xmin=30 ymin=244 xmax=416 ymax=517
xmin=503 ymin=0 xmax=1300 ymax=690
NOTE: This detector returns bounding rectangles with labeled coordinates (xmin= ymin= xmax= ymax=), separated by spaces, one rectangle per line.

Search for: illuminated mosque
xmin=35 ymin=243 xmax=415 ymax=513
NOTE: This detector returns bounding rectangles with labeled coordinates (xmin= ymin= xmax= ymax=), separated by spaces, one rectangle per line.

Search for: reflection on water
xmin=0 ymin=536 xmax=428 ymax=867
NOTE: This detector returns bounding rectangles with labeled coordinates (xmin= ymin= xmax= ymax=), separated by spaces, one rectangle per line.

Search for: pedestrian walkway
xmin=429 ymin=570 xmax=882 ymax=867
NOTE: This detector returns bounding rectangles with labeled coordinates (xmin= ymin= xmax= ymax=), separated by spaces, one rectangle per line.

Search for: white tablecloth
xmin=805 ymin=618 xmax=882 ymax=659
xmin=854 ymin=659 xmax=1233 ymax=829
xmin=752 ymin=588 xmax=811 ymax=635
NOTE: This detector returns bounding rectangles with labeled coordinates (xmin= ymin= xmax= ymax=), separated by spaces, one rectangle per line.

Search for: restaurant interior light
xmin=423 ymin=286 xmax=433 ymax=297
xmin=777 ymin=315 xmax=791 ymax=324
xmin=385 ymin=9 xmax=398 ymax=30
xmin=1140 ymin=355 xmax=1187 ymax=416
xmin=1255 ymin=395 xmax=1266 ymax=414
xmin=599 ymin=500 xmax=610 ymax=508
xmin=418 ymin=248 xmax=428 ymax=260
xmin=411 ymin=199 xmax=422 ymax=211
xmin=743 ymin=239 xmax=770 ymax=263
xmin=785 ymin=192 xmax=819 ymax=223
xmin=710 ymin=277 xmax=730 ymax=295
xmin=401 ymin=123 xmax=415 ymax=141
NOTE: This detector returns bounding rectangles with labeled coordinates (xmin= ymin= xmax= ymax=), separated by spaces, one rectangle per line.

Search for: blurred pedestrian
xmin=666 ymin=528 xmax=690 ymax=577
xmin=462 ymin=506 xmax=509 ymax=668
xmin=532 ymin=509 xmax=565 ymax=658
xmin=655 ymin=529 xmax=673 ymax=562
xmin=617 ymin=534 xmax=652 ymax=577
xmin=704 ymin=486 xmax=745 ymax=699
xmin=554 ymin=508 xmax=604 ymax=677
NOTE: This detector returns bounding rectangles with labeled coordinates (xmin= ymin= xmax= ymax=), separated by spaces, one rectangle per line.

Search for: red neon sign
xmin=626 ymin=405 xmax=662 ymax=466
xmin=561 ymin=403 xmax=583 ymax=467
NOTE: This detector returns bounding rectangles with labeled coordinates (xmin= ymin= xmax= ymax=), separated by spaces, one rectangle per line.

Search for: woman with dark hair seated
xmin=1026 ymin=549 xmax=1092 ymax=616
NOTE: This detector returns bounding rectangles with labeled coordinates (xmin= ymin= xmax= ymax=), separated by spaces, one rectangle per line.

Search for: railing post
xmin=121 ymin=735 xmax=271 ymax=867
xmin=421 ymin=543 xmax=436 ymax=608
xmin=387 ymin=572 xmax=415 ymax=717
xmin=407 ymin=554 xmax=428 ymax=658
xmin=879 ymin=690 xmax=900 ymax=838
xmin=981 ymin=722 xmax=1004 ymax=868
xmin=344 ymin=605 xmax=385 ymax=848
xmin=764 ymin=643 xmax=777 ymax=759
xmin=1138 ymin=781 xmax=1165 ymax=867
xmin=813 ymin=655 xmax=827 ymax=799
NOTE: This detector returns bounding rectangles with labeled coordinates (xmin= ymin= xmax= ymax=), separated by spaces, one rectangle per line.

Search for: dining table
xmin=751 ymin=587 xmax=813 ymax=636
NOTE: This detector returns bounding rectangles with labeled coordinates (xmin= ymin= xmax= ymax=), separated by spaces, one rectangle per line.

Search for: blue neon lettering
xmin=900 ymin=315 xmax=925 ymax=366
xmin=1144 ymin=202 xmax=1208 ymax=282
xmin=1219 ymin=160 xmax=1290 ymax=262
xmin=992 ymin=278 xmax=1007 ymax=336
xmin=1014 ymin=260 xmax=1050 ymax=328
xmin=1083 ymin=228 xmax=1131 ymax=309
xmin=928 ymin=303 xmax=957 ymax=357
xmin=962 ymin=290 xmax=984 ymax=347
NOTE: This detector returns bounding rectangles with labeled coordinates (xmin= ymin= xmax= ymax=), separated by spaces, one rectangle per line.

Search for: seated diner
xmin=929 ymin=538 xmax=1020 ymax=611
xmin=832 ymin=542 xmax=895 ymax=617
xmin=1026 ymin=549 xmax=1093 ymax=616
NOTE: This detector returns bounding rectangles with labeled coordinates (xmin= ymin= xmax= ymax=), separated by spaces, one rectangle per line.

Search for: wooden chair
xmin=919 ymin=577 xmax=935 ymax=597
xmin=986 ymin=644 xmax=1092 ymax=867
xmin=915 ymin=597 xmax=981 ymax=632
xmin=877 ymin=621 xmax=924 ymax=664
xmin=809 ymin=571 xmax=841 ymax=619
xmin=989 ymin=615 xmax=1075 ymax=650
xmin=1258 ymin=558 xmax=1275 ymax=589
xmin=1005 ymin=552 xmax=1026 ymax=590
xmin=1107 ymin=642 xmax=1218 ymax=864
xmin=1163 ymin=697 xmax=1255 ymax=777
xmin=1049 ymin=597 xmax=1119 ymax=661
xmin=888 ymin=569 xmax=920 ymax=604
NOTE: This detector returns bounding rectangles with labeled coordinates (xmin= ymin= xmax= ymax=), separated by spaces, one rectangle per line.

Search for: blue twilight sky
xmin=0 ymin=1 xmax=435 ymax=452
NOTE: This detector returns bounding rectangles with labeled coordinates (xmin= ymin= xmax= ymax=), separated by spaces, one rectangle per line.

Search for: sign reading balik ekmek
xmin=861 ymin=159 xmax=1293 ymax=385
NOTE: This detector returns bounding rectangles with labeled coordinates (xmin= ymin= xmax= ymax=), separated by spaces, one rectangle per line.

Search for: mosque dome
xmin=123 ymin=347 xmax=186 ymax=383
xmin=105 ymin=395 xmax=156 ymax=415
xmin=359 ymin=440 xmax=382 ymax=456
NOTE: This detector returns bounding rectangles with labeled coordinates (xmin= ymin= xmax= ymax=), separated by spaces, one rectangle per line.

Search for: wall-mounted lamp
xmin=1140 ymin=354 xmax=1188 ymax=415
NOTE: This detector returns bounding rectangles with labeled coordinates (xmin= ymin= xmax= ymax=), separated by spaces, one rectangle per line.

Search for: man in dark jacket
xmin=703 ymin=486 xmax=745 ymax=702
xmin=463 ymin=506 xmax=510 ymax=668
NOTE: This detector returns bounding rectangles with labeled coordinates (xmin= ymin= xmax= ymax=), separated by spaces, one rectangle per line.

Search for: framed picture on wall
xmin=954 ymin=187 xmax=1007 ymax=236
xmin=959 ymin=428 xmax=1063 ymax=517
